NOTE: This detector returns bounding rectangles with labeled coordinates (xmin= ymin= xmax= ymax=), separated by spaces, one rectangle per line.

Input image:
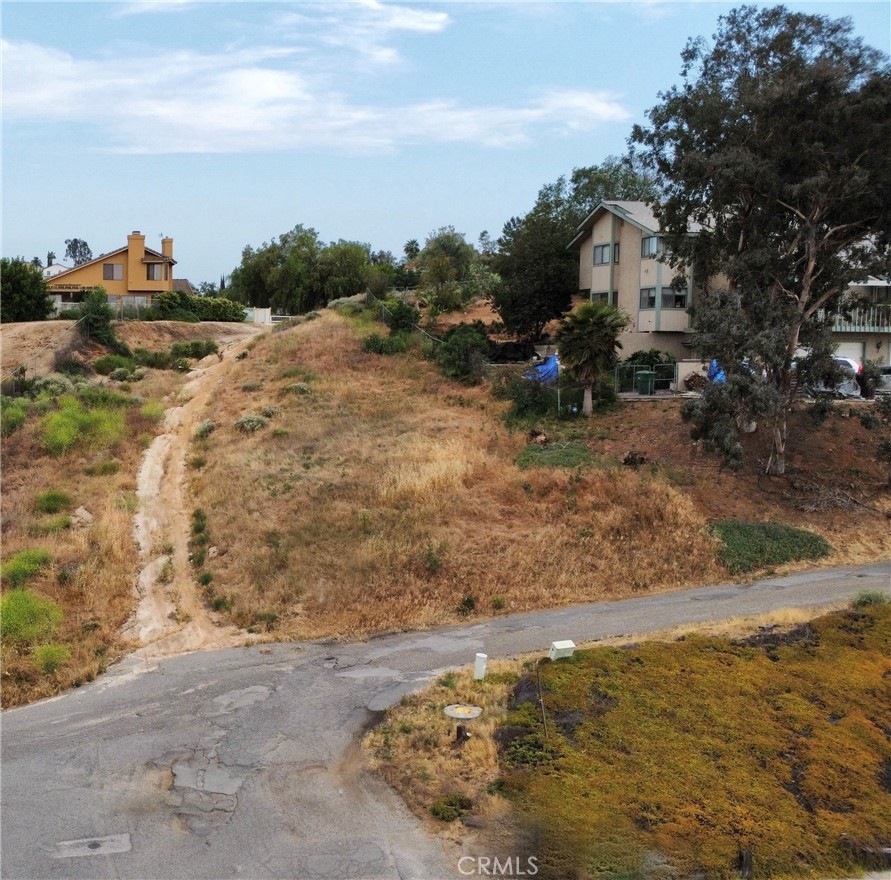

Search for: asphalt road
xmin=2 ymin=562 xmax=889 ymax=880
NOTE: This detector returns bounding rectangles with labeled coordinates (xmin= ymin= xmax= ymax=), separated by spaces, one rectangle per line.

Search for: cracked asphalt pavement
xmin=2 ymin=562 xmax=889 ymax=880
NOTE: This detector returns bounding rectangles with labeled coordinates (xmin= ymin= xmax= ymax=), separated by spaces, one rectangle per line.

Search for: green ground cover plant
xmin=33 ymin=643 xmax=71 ymax=674
xmin=515 ymin=442 xmax=595 ymax=470
xmin=40 ymin=396 xmax=127 ymax=456
xmin=712 ymin=520 xmax=831 ymax=574
xmin=1 ymin=549 xmax=52 ymax=588
xmin=34 ymin=490 xmax=72 ymax=514
xmin=0 ymin=588 xmax=63 ymax=642
xmin=497 ymin=604 xmax=891 ymax=879
xmin=1 ymin=397 xmax=29 ymax=436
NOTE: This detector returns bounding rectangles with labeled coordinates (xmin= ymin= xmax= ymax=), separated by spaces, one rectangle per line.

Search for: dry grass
xmin=187 ymin=310 xmax=724 ymax=638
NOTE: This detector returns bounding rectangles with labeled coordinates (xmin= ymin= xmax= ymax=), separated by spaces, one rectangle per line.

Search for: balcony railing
xmin=822 ymin=303 xmax=891 ymax=333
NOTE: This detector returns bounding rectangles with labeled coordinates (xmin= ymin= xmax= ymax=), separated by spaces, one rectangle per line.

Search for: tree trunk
xmin=582 ymin=383 xmax=593 ymax=416
xmin=768 ymin=413 xmax=787 ymax=475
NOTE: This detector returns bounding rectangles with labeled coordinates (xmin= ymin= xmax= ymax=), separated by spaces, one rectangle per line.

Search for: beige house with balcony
xmin=568 ymin=201 xmax=695 ymax=360
xmin=568 ymin=201 xmax=891 ymax=366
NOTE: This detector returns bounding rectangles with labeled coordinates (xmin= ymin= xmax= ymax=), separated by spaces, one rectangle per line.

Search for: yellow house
xmin=47 ymin=231 xmax=176 ymax=311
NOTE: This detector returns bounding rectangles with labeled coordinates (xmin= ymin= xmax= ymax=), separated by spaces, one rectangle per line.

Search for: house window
xmin=102 ymin=263 xmax=123 ymax=281
xmin=593 ymin=244 xmax=619 ymax=265
xmin=641 ymin=236 xmax=659 ymax=258
xmin=661 ymin=289 xmax=688 ymax=309
xmin=147 ymin=264 xmax=165 ymax=281
xmin=591 ymin=290 xmax=618 ymax=307
xmin=639 ymin=288 xmax=657 ymax=309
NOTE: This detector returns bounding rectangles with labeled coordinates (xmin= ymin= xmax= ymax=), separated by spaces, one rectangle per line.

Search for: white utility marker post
xmin=473 ymin=653 xmax=488 ymax=680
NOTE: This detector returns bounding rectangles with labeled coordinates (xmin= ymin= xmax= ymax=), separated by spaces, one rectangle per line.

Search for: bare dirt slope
xmin=1 ymin=319 xmax=260 ymax=379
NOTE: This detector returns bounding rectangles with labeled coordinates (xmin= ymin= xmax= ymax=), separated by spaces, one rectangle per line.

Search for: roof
xmin=567 ymin=200 xmax=659 ymax=250
xmin=47 ymin=241 xmax=175 ymax=282
xmin=173 ymin=279 xmax=196 ymax=294
xmin=567 ymin=200 xmax=702 ymax=250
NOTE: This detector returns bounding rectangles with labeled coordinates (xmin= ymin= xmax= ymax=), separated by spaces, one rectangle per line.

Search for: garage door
xmin=834 ymin=341 xmax=865 ymax=363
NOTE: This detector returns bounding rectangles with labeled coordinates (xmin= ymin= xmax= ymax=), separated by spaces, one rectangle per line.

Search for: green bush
xmin=429 ymin=794 xmax=472 ymax=822
xmin=75 ymin=386 xmax=135 ymax=409
xmin=33 ymin=643 xmax=71 ymax=674
xmin=1 ymin=549 xmax=52 ymax=587
xmin=133 ymin=348 xmax=173 ymax=369
xmin=852 ymin=590 xmax=889 ymax=608
xmin=363 ymin=332 xmax=412 ymax=355
xmin=434 ymin=322 xmax=490 ymax=384
xmin=624 ymin=349 xmax=677 ymax=368
xmin=41 ymin=396 xmax=127 ymax=456
xmin=34 ymin=490 xmax=73 ymax=514
xmin=382 ymin=300 xmax=419 ymax=333
xmin=492 ymin=372 xmax=552 ymax=419
xmin=140 ymin=401 xmax=166 ymax=422
xmin=170 ymin=339 xmax=218 ymax=359
xmin=94 ymin=354 xmax=134 ymax=376
xmin=84 ymin=459 xmax=119 ymax=476
xmin=0 ymin=588 xmax=63 ymax=642
xmin=235 ymin=414 xmax=268 ymax=433
xmin=1 ymin=397 xmax=29 ymax=437
xmin=78 ymin=287 xmax=129 ymax=354
xmin=712 ymin=520 xmax=832 ymax=574
xmin=195 ymin=420 xmax=216 ymax=439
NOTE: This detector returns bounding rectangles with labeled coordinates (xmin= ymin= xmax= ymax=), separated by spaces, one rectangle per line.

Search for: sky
xmin=2 ymin=1 xmax=889 ymax=286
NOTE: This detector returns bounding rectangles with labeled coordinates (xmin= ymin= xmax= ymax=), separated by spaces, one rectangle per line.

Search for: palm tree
xmin=556 ymin=302 xmax=629 ymax=416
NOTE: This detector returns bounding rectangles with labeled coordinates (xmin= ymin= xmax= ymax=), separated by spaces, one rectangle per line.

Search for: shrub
xmin=170 ymin=339 xmax=218 ymax=360
xmin=0 ymin=588 xmax=63 ymax=642
xmin=852 ymin=590 xmax=889 ymax=608
xmin=84 ymin=459 xmax=119 ymax=476
xmin=34 ymin=490 xmax=73 ymax=514
xmin=1 ymin=549 xmax=52 ymax=587
xmin=457 ymin=594 xmax=476 ymax=616
xmin=94 ymin=354 xmax=134 ymax=376
xmin=383 ymin=300 xmax=419 ymax=333
xmin=235 ymin=414 xmax=268 ymax=433
xmin=712 ymin=520 xmax=831 ymax=574
xmin=1 ymin=397 xmax=28 ymax=437
xmin=140 ymin=401 xmax=166 ymax=422
xmin=133 ymin=348 xmax=173 ymax=369
xmin=430 ymin=794 xmax=472 ymax=822
xmin=75 ymin=386 xmax=135 ymax=409
xmin=363 ymin=332 xmax=412 ymax=355
xmin=78 ymin=287 xmax=129 ymax=353
xmin=624 ymin=349 xmax=677 ymax=367
xmin=30 ymin=374 xmax=75 ymax=398
xmin=195 ymin=420 xmax=215 ymax=439
xmin=434 ymin=322 xmax=490 ymax=384
xmin=492 ymin=372 xmax=552 ymax=419
xmin=33 ymin=643 xmax=71 ymax=674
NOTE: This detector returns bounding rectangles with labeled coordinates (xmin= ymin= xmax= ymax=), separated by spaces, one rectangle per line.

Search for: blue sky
xmin=3 ymin=1 xmax=889 ymax=286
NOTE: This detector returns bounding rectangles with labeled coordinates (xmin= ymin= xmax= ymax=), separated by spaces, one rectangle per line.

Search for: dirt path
xmin=123 ymin=330 xmax=264 ymax=659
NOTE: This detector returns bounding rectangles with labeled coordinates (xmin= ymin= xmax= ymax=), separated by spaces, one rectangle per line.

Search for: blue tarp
xmin=707 ymin=359 xmax=726 ymax=384
xmin=525 ymin=355 xmax=559 ymax=385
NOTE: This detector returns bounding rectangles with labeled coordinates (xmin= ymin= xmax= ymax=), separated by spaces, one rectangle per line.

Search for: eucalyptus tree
xmin=633 ymin=5 xmax=891 ymax=473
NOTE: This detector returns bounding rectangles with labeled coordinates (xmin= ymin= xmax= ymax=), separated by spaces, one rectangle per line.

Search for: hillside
xmin=1 ymin=310 xmax=889 ymax=706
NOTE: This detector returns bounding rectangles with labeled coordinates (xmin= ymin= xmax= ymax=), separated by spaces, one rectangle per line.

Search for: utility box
xmin=549 ymin=640 xmax=576 ymax=661
xmin=635 ymin=371 xmax=655 ymax=395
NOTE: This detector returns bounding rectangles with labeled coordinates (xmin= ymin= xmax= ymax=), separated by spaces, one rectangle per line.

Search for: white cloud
xmin=114 ymin=0 xmax=197 ymax=16
xmin=1 ymin=32 xmax=630 ymax=155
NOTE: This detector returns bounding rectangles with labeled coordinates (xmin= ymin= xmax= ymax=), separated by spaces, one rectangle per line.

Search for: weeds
xmin=234 ymin=414 xmax=268 ymax=433
xmin=1 ymin=549 xmax=52 ymax=588
xmin=0 ymin=589 xmax=63 ymax=642
xmin=33 ymin=643 xmax=71 ymax=674
xmin=27 ymin=516 xmax=72 ymax=536
xmin=34 ymin=490 xmax=73 ymax=514
xmin=515 ymin=443 xmax=594 ymax=470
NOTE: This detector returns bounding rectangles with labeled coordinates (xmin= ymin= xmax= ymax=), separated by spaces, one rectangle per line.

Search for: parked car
xmin=876 ymin=365 xmax=891 ymax=396
xmin=803 ymin=356 xmax=862 ymax=399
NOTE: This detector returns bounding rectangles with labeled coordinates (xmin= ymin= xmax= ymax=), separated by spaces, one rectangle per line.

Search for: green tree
xmin=46 ymin=251 xmax=56 ymax=267
xmin=403 ymin=239 xmax=420 ymax=261
xmin=418 ymin=227 xmax=476 ymax=287
xmin=64 ymin=238 xmax=92 ymax=266
xmin=317 ymin=240 xmax=372 ymax=301
xmin=493 ymin=154 xmax=658 ymax=340
xmin=78 ymin=287 xmax=122 ymax=350
xmin=0 ymin=258 xmax=54 ymax=323
xmin=556 ymin=302 xmax=628 ymax=416
xmin=632 ymin=5 xmax=891 ymax=474
xmin=227 ymin=225 xmax=324 ymax=314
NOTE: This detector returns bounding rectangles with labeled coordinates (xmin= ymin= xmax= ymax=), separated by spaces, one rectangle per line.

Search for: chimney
xmin=161 ymin=237 xmax=173 ymax=259
xmin=127 ymin=231 xmax=146 ymax=284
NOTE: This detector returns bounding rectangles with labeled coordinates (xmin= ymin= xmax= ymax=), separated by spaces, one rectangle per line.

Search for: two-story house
xmin=567 ymin=200 xmax=695 ymax=360
xmin=568 ymin=201 xmax=891 ymax=367
xmin=47 ymin=231 xmax=176 ymax=312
